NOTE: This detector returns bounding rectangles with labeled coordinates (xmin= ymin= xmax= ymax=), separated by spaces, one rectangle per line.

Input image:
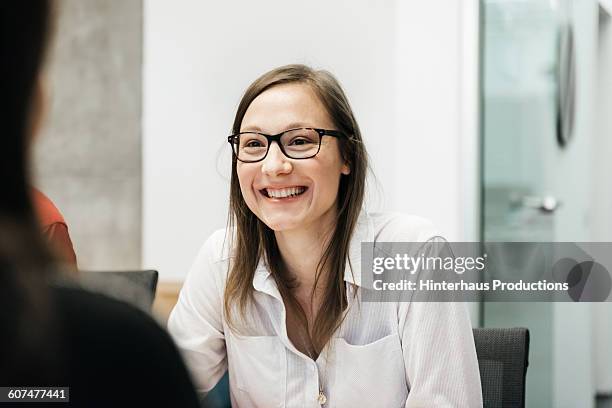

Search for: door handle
xmin=509 ymin=195 xmax=560 ymax=213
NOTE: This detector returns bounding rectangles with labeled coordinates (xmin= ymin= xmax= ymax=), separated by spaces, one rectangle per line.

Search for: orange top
xmin=32 ymin=188 xmax=78 ymax=268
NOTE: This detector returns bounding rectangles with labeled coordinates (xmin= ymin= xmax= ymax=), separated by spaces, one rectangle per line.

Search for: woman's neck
xmin=274 ymin=210 xmax=336 ymax=294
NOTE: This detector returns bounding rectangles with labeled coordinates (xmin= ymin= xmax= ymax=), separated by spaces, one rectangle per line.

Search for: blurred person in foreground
xmin=0 ymin=1 xmax=200 ymax=406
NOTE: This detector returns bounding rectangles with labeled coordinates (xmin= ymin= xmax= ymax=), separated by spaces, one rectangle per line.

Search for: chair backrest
xmin=79 ymin=270 xmax=159 ymax=312
xmin=473 ymin=327 xmax=530 ymax=408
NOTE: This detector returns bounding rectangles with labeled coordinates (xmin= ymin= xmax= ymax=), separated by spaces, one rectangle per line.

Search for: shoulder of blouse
xmin=201 ymin=227 xmax=234 ymax=264
xmin=365 ymin=211 xmax=444 ymax=243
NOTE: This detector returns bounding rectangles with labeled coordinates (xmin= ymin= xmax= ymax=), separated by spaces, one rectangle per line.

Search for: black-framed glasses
xmin=227 ymin=127 xmax=344 ymax=163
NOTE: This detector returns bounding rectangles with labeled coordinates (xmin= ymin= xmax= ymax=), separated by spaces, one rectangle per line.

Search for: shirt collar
xmin=252 ymin=258 xmax=279 ymax=299
xmin=252 ymin=210 xmax=374 ymax=296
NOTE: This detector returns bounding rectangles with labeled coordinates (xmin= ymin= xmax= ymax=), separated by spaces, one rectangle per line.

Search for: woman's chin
xmin=263 ymin=216 xmax=302 ymax=232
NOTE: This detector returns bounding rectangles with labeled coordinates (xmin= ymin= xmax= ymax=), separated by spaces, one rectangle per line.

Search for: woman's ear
xmin=341 ymin=162 xmax=351 ymax=175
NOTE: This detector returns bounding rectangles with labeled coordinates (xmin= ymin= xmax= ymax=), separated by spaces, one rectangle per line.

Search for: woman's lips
xmin=259 ymin=186 xmax=309 ymax=201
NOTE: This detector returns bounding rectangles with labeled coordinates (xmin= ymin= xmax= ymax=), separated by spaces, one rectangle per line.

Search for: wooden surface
xmin=153 ymin=281 xmax=182 ymax=326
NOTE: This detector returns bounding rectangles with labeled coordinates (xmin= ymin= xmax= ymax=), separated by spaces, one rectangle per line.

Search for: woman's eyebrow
xmin=240 ymin=126 xmax=263 ymax=133
xmin=241 ymin=123 xmax=315 ymax=134
xmin=282 ymin=122 xmax=313 ymax=130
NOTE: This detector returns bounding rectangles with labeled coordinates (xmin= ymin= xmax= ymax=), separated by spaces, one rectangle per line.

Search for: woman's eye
xmin=289 ymin=138 xmax=312 ymax=146
xmin=245 ymin=140 xmax=263 ymax=148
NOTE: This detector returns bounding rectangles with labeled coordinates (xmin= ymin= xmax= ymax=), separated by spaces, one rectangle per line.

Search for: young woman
xmin=169 ymin=65 xmax=482 ymax=407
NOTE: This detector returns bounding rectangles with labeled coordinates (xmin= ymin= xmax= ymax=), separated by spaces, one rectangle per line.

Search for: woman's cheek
xmin=237 ymin=168 xmax=257 ymax=211
xmin=240 ymin=183 xmax=256 ymax=211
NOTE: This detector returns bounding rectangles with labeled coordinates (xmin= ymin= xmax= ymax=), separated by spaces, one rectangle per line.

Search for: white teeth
xmin=266 ymin=186 xmax=306 ymax=198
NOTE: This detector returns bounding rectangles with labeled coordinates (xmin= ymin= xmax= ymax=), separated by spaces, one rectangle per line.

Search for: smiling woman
xmin=168 ymin=64 xmax=483 ymax=407
xmin=236 ymin=83 xmax=351 ymax=234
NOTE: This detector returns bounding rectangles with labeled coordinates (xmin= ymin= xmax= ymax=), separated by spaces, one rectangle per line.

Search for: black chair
xmin=473 ymin=327 xmax=530 ymax=408
xmin=79 ymin=270 xmax=159 ymax=312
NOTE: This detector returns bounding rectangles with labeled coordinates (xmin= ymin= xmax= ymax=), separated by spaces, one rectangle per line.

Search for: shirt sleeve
xmin=44 ymin=222 xmax=78 ymax=269
xmin=167 ymin=230 xmax=228 ymax=394
xmin=398 ymin=238 xmax=483 ymax=407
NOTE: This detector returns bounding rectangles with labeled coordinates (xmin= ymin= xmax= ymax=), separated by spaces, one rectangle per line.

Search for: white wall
xmin=395 ymin=0 xmax=479 ymax=242
xmin=143 ymin=0 xmax=479 ymax=281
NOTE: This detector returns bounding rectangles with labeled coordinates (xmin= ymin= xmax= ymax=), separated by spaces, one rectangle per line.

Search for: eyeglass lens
xmin=235 ymin=128 xmax=320 ymax=161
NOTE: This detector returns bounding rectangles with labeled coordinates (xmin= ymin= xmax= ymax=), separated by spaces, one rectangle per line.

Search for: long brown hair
xmin=0 ymin=0 xmax=61 ymax=383
xmin=224 ymin=64 xmax=368 ymax=352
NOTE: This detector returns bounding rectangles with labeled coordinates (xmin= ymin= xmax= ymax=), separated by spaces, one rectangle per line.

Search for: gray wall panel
xmin=34 ymin=0 xmax=143 ymax=270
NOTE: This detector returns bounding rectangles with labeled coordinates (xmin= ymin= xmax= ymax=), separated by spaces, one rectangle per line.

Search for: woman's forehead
xmin=240 ymin=83 xmax=334 ymax=133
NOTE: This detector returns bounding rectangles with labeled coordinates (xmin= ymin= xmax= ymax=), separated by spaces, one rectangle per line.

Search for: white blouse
xmin=168 ymin=211 xmax=483 ymax=407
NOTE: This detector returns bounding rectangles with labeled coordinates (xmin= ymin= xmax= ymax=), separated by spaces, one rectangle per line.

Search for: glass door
xmin=481 ymin=0 xmax=597 ymax=406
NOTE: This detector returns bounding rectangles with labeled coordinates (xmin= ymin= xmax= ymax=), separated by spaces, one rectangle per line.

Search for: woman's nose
xmin=261 ymin=142 xmax=292 ymax=176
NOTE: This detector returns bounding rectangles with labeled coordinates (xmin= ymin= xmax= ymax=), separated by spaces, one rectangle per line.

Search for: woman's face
xmin=237 ymin=83 xmax=350 ymax=232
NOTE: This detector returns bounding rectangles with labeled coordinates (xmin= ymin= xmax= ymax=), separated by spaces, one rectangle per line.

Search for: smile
xmin=260 ymin=186 xmax=308 ymax=199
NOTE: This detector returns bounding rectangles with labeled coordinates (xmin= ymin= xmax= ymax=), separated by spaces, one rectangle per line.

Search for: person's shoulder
xmin=366 ymin=211 xmax=443 ymax=243
xmin=199 ymin=227 xmax=233 ymax=264
xmin=31 ymin=188 xmax=66 ymax=227
xmin=187 ymin=227 xmax=233 ymax=289
xmin=52 ymin=286 xmax=200 ymax=406
xmin=53 ymin=285 xmax=165 ymax=337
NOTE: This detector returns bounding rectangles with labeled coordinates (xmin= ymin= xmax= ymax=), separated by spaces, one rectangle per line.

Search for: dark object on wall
xmin=557 ymin=21 xmax=576 ymax=147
